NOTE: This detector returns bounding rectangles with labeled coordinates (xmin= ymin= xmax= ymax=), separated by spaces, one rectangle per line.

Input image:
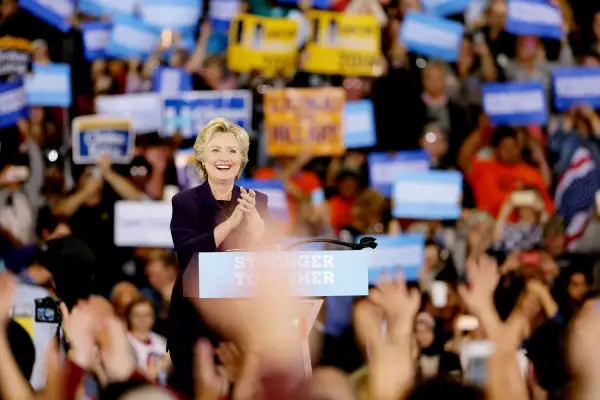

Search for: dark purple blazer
xmin=167 ymin=180 xmax=268 ymax=397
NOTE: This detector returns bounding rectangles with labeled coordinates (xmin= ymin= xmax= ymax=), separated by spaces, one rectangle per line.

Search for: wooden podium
xmin=186 ymin=239 xmax=375 ymax=377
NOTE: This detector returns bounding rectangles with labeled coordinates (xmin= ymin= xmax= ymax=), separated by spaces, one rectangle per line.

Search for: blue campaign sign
xmin=400 ymin=11 xmax=464 ymax=62
xmin=71 ymin=116 xmax=135 ymax=165
xmin=368 ymin=151 xmax=430 ymax=197
xmin=483 ymin=81 xmax=547 ymax=125
xmin=422 ymin=0 xmax=471 ymax=17
xmin=139 ymin=0 xmax=203 ymax=33
xmin=153 ymin=67 xmax=193 ymax=95
xmin=0 ymin=80 xmax=28 ymax=129
xmin=343 ymin=100 xmax=376 ymax=149
xmin=19 ymin=0 xmax=74 ymax=33
xmin=78 ymin=0 xmax=137 ymax=18
xmin=81 ymin=21 xmax=112 ymax=61
xmin=392 ymin=170 xmax=462 ymax=220
xmin=357 ymin=234 xmax=425 ymax=282
xmin=162 ymin=90 xmax=253 ymax=138
xmin=235 ymin=179 xmax=289 ymax=221
xmin=505 ymin=0 xmax=562 ymax=40
xmin=197 ymin=250 xmax=369 ymax=298
xmin=104 ymin=14 xmax=161 ymax=59
xmin=209 ymin=0 xmax=240 ymax=31
xmin=25 ymin=63 xmax=71 ymax=107
xmin=553 ymin=67 xmax=600 ymax=111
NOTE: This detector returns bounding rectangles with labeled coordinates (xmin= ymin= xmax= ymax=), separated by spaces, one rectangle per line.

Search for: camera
xmin=34 ymin=297 xmax=61 ymax=324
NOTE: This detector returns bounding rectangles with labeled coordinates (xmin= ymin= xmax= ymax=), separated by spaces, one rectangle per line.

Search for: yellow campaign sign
xmin=13 ymin=316 xmax=34 ymax=339
xmin=264 ymin=88 xmax=346 ymax=156
xmin=227 ymin=14 xmax=298 ymax=78
xmin=304 ymin=11 xmax=381 ymax=77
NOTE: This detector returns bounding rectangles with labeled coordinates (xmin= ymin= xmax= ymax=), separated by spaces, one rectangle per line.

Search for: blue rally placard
xmin=197 ymin=250 xmax=369 ymax=298
xmin=357 ymin=234 xmax=425 ymax=283
xmin=235 ymin=178 xmax=289 ymax=221
xmin=78 ymin=0 xmax=138 ymax=18
xmin=505 ymin=0 xmax=563 ymax=40
xmin=400 ymin=11 xmax=464 ymax=62
xmin=139 ymin=0 xmax=203 ymax=33
xmin=393 ymin=170 xmax=462 ymax=220
xmin=482 ymin=81 xmax=547 ymax=125
xmin=422 ymin=0 xmax=471 ymax=17
xmin=18 ymin=0 xmax=75 ymax=33
xmin=104 ymin=14 xmax=161 ymax=59
xmin=72 ymin=116 xmax=135 ymax=165
xmin=0 ymin=79 xmax=29 ymax=129
xmin=553 ymin=67 xmax=600 ymax=111
xmin=343 ymin=100 xmax=376 ymax=149
xmin=81 ymin=21 xmax=112 ymax=61
xmin=25 ymin=63 xmax=71 ymax=107
xmin=368 ymin=150 xmax=430 ymax=197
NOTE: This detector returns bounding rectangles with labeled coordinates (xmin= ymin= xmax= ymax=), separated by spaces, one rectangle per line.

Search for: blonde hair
xmin=193 ymin=118 xmax=250 ymax=180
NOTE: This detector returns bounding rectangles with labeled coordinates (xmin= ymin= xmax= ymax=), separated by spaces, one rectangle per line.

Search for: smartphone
xmin=431 ymin=281 xmax=448 ymax=308
xmin=456 ymin=315 xmax=479 ymax=332
xmin=5 ymin=166 xmax=30 ymax=182
xmin=311 ymin=188 xmax=325 ymax=205
xmin=461 ymin=340 xmax=494 ymax=387
xmin=511 ymin=190 xmax=536 ymax=207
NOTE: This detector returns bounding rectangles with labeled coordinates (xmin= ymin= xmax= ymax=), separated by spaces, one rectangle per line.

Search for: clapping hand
xmin=238 ymin=187 xmax=257 ymax=214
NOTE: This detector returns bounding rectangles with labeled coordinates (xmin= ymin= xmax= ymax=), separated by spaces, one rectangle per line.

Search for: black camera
xmin=34 ymin=297 xmax=61 ymax=324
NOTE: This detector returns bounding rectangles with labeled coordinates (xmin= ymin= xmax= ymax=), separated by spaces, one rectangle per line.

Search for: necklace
xmin=212 ymin=191 xmax=232 ymax=201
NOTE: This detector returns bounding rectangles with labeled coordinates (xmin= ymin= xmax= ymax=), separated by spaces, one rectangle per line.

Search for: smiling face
xmin=204 ymin=132 xmax=242 ymax=183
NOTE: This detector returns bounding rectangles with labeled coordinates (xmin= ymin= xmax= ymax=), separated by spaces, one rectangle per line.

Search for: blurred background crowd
xmin=3 ymin=0 xmax=600 ymax=398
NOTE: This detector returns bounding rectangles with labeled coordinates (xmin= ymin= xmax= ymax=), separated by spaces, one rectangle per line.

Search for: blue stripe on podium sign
xmin=197 ymin=250 xmax=369 ymax=298
xmin=357 ymin=234 xmax=425 ymax=283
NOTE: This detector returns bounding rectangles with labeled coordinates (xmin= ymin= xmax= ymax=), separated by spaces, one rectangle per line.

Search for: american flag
xmin=554 ymin=147 xmax=599 ymax=250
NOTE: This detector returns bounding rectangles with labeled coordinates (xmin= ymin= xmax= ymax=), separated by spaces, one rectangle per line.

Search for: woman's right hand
xmin=227 ymin=205 xmax=246 ymax=230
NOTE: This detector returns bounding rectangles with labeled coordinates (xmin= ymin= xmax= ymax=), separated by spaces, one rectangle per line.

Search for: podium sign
xmin=192 ymin=250 xmax=369 ymax=377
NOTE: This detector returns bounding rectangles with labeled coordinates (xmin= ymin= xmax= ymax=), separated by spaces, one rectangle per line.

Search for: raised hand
xmin=60 ymin=302 xmax=99 ymax=370
xmin=195 ymin=339 xmax=228 ymax=400
xmin=369 ymin=272 xmax=421 ymax=334
xmin=457 ymin=255 xmax=499 ymax=315
xmin=238 ymin=187 xmax=257 ymax=214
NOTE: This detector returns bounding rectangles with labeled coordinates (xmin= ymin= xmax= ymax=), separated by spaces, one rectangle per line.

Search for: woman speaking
xmin=167 ymin=118 xmax=268 ymax=397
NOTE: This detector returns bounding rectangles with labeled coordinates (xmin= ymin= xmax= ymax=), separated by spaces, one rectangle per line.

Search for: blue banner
xmin=235 ymin=179 xmax=289 ymax=221
xmin=209 ymin=0 xmax=241 ymax=31
xmin=104 ymin=14 xmax=161 ymax=59
xmin=25 ymin=63 xmax=71 ymax=107
xmin=152 ymin=67 xmax=192 ymax=95
xmin=81 ymin=21 xmax=111 ymax=61
xmin=343 ymin=100 xmax=376 ymax=149
xmin=482 ymin=81 xmax=547 ymax=125
xmin=422 ymin=0 xmax=471 ymax=17
xmin=0 ymin=80 xmax=28 ymax=129
xmin=505 ymin=0 xmax=563 ymax=40
xmin=162 ymin=90 xmax=252 ymax=138
xmin=78 ymin=0 xmax=137 ymax=18
xmin=400 ymin=11 xmax=464 ymax=62
xmin=72 ymin=116 xmax=135 ymax=164
xmin=19 ymin=0 xmax=74 ymax=33
xmin=368 ymin=151 xmax=430 ymax=197
xmin=197 ymin=250 xmax=369 ymax=298
xmin=139 ymin=0 xmax=202 ymax=32
xmin=358 ymin=234 xmax=425 ymax=282
xmin=553 ymin=67 xmax=600 ymax=111
xmin=392 ymin=170 xmax=462 ymax=220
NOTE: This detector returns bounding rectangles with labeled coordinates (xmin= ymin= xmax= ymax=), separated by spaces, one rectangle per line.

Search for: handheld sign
xmin=482 ymin=81 xmax=547 ymax=125
xmin=0 ymin=80 xmax=28 ymax=129
xmin=96 ymin=93 xmax=162 ymax=134
xmin=139 ymin=0 xmax=203 ymax=32
xmin=358 ymin=234 xmax=425 ymax=282
xmin=25 ymin=63 xmax=71 ymax=107
xmin=0 ymin=37 xmax=31 ymax=78
xmin=505 ymin=0 xmax=562 ymax=40
xmin=400 ymin=11 xmax=464 ymax=62
xmin=422 ymin=0 xmax=471 ymax=17
xmin=104 ymin=14 xmax=161 ymax=59
xmin=78 ymin=0 xmax=137 ymax=18
xmin=368 ymin=151 xmax=430 ymax=197
xmin=72 ymin=116 xmax=135 ymax=165
xmin=81 ymin=21 xmax=112 ymax=61
xmin=264 ymin=88 xmax=345 ymax=156
xmin=114 ymin=201 xmax=173 ymax=248
xmin=18 ymin=0 xmax=75 ymax=33
xmin=392 ymin=170 xmax=462 ymax=220
xmin=552 ymin=67 xmax=600 ymax=111
xmin=343 ymin=100 xmax=376 ymax=149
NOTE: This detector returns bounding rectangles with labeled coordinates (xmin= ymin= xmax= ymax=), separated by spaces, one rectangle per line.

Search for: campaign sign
xmin=368 ymin=151 xmax=430 ymax=197
xmin=343 ymin=100 xmax=376 ymax=149
xmin=505 ymin=0 xmax=562 ymax=40
xmin=209 ymin=0 xmax=241 ymax=31
xmin=72 ymin=116 xmax=135 ymax=164
xmin=235 ymin=179 xmax=289 ymax=221
xmin=553 ymin=67 xmax=600 ymax=111
xmin=152 ymin=67 xmax=192 ymax=96
xmin=400 ymin=11 xmax=464 ymax=62
xmin=392 ymin=170 xmax=462 ymax=220
xmin=25 ymin=63 xmax=71 ymax=107
xmin=197 ymin=250 xmax=369 ymax=298
xmin=162 ymin=90 xmax=252 ymax=138
xmin=78 ymin=0 xmax=138 ymax=18
xmin=422 ymin=0 xmax=471 ymax=17
xmin=358 ymin=234 xmax=425 ymax=282
xmin=0 ymin=37 xmax=32 ymax=78
xmin=482 ymin=81 xmax=547 ymax=125
xmin=104 ymin=14 xmax=161 ymax=59
xmin=96 ymin=93 xmax=163 ymax=134
xmin=0 ymin=80 xmax=28 ymax=128
xmin=139 ymin=0 xmax=203 ymax=32
xmin=19 ymin=0 xmax=75 ymax=33
xmin=81 ymin=21 xmax=112 ymax=61
xmin=114 ymin=201 xmax=173 ymax=247
xmin=175 ymin=148 xmax=203 ymax=189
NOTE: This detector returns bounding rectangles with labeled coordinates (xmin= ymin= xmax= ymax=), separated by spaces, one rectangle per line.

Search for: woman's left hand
xmin=239 ymin=187 xmax=258 ymax=216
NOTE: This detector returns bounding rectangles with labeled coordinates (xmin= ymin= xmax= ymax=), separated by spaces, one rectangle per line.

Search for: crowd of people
xmin=2 ymin=0 xmax=600 ymax=398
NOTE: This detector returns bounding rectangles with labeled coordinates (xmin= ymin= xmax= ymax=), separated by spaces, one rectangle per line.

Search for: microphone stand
xmin=284 ymin=236 xmax=378 ymax=251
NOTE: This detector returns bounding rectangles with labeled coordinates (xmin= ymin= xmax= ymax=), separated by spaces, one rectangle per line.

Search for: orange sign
xmin=264 ymin=88 xmax=346 ymax=156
